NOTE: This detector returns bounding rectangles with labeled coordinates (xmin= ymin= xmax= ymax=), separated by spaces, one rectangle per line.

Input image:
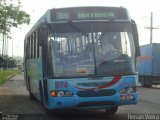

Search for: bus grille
xmin=77 ymin=89 xmax=116 ymax=97
xmin=77 ymin=101 xmax=116 ymax=107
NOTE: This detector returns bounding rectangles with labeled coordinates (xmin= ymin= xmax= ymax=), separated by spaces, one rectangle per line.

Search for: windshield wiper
xmin=90 ymin=32 xmax=98 ymax=76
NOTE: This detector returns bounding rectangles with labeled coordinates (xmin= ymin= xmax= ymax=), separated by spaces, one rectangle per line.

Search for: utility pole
xmin=145 ymin=12 xmax=159 ymax=44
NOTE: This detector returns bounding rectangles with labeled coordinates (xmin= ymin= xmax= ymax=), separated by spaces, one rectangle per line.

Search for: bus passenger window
xmin=39 ymin=46 xmax=42 ymax=57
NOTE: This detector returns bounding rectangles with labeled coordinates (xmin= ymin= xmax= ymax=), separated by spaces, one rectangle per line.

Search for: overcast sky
xmin=7 ymin=0 xmax=160 ymax=57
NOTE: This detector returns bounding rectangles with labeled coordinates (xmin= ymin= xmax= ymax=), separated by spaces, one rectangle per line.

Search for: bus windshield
xmin=48 ymin=21 xmax=136 ymax=78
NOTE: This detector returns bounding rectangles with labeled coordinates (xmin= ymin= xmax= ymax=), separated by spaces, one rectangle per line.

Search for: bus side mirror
xmin=131 ymin=20 xmax=140 ymax=57
xmin=38 ymin=26 xmax=47 ymax=46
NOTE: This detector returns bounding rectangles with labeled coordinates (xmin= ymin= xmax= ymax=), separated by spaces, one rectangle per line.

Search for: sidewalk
xmin=0 ymin=74 xmax=25 ymax=88
xmin=0 ymin=74 xmax=45 ymax=114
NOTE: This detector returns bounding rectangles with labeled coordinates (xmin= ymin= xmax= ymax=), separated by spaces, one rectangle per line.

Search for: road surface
xmin=0 ymin=74 xmax=160 ymax=120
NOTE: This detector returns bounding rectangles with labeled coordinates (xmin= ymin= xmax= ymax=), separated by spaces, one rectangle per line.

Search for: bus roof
xmin=25 ymin=6 xmax=130 ymax=39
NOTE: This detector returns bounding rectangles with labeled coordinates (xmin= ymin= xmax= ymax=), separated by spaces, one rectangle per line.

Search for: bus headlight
xmin=120 ymin=87 xmax=135 ymax=94
xmin=65 ymin=91 xmax=73 ymax=96
xmin=56 ymin=91 xmax=73 ymax=97
xmin=57 ymin=91 xmax=65 ymax=97
xmin=127 ymin=87 xmax=134 ymax=93
xmin=119 ymin=88 xmax=126 ymax=94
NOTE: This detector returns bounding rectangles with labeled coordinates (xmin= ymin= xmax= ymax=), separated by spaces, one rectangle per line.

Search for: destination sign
xmin=77 ymin=12 xmax=115 ymax=19
xmin=50 ymin=7 xmax=129 ymax=21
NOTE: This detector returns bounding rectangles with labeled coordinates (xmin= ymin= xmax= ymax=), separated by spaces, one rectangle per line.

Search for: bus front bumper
xmin=47 ymin=92 xmax=138 ymax=110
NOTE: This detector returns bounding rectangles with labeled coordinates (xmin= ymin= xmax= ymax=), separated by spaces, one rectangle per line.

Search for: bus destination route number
xmin=55 ymin=81 xmax=68 ymax=89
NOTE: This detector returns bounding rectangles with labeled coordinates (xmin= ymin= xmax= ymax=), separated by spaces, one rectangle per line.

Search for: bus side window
xmin=35 ymin=31 xmax=38 ymax=58
xmin=32 ymin=34 xmax=34 ymax=58
xmin=29 ymin=36 xmax=32 ymax=59
xmin=33 ymin=32 xmax=36 ymax=58
xmin=31 ymin=35 xmax=33 ymax=59
xmin=39 ymin=45 xmax=42 ymax=57
xmin=37 ymin=29 xmax=42 ymax=58
xmin=26 ymin=38 xmax=29 ymax=59
xmin=26 ymin=39 xmax=29 ymax=59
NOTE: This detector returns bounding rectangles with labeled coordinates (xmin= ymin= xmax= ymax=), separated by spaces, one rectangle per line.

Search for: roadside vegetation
xmin=0 ymin=69 xmax=20 ymax=85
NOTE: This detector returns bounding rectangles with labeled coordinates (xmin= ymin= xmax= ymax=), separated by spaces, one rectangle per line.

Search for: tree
xmin=0 ymin=0 xmax=30 ymax=57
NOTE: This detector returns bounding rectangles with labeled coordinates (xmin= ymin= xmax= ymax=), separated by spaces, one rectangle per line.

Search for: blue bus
xmin=24 ymin=6 xmax=140 ymax=114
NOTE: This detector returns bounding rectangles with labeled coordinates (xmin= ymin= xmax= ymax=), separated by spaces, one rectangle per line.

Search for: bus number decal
xmin=56 ymin=81 xmax=68 ymax=89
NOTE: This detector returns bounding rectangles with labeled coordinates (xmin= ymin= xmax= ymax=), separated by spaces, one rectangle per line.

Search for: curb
xmin=7 ymin=75 xmax=16 ymax=81
xmin=7 ymin=73 xmax=21 ymax=81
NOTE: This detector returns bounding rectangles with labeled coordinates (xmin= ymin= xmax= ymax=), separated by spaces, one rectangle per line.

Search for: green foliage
xmin=0 ymin=0 xmax=30 ymax=36
xmin=0 ymin=69 xmax=20 ymax=85
xmin=0 ymin=55 xmax=17 ymax=68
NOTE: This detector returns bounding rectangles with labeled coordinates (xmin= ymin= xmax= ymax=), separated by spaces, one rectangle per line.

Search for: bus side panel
xmin=28 ymin=58 xmax=43 ymax=100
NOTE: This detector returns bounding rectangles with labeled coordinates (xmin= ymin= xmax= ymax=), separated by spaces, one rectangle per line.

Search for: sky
xmin=7 ymin=0 xmax=160 ymax=57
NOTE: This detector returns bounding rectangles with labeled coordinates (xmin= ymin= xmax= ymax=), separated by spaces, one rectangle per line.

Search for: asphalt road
xmin=0 ymin=74 xmax=160 ymax=120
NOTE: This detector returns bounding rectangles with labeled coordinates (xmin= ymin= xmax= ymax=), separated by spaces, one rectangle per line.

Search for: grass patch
xmin=0 ymin=69 xmax=20 ymax=85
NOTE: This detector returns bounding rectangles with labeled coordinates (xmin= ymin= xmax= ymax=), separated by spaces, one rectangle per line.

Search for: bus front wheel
xmin=105 ymin=106 xmax=118 ymax=114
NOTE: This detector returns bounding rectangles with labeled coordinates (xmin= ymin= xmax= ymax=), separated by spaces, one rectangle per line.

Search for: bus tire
xmin=105 ymin=106 xmax=118 ymax=114
xmin=28 ymin=77 xmax=35 ymax=100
